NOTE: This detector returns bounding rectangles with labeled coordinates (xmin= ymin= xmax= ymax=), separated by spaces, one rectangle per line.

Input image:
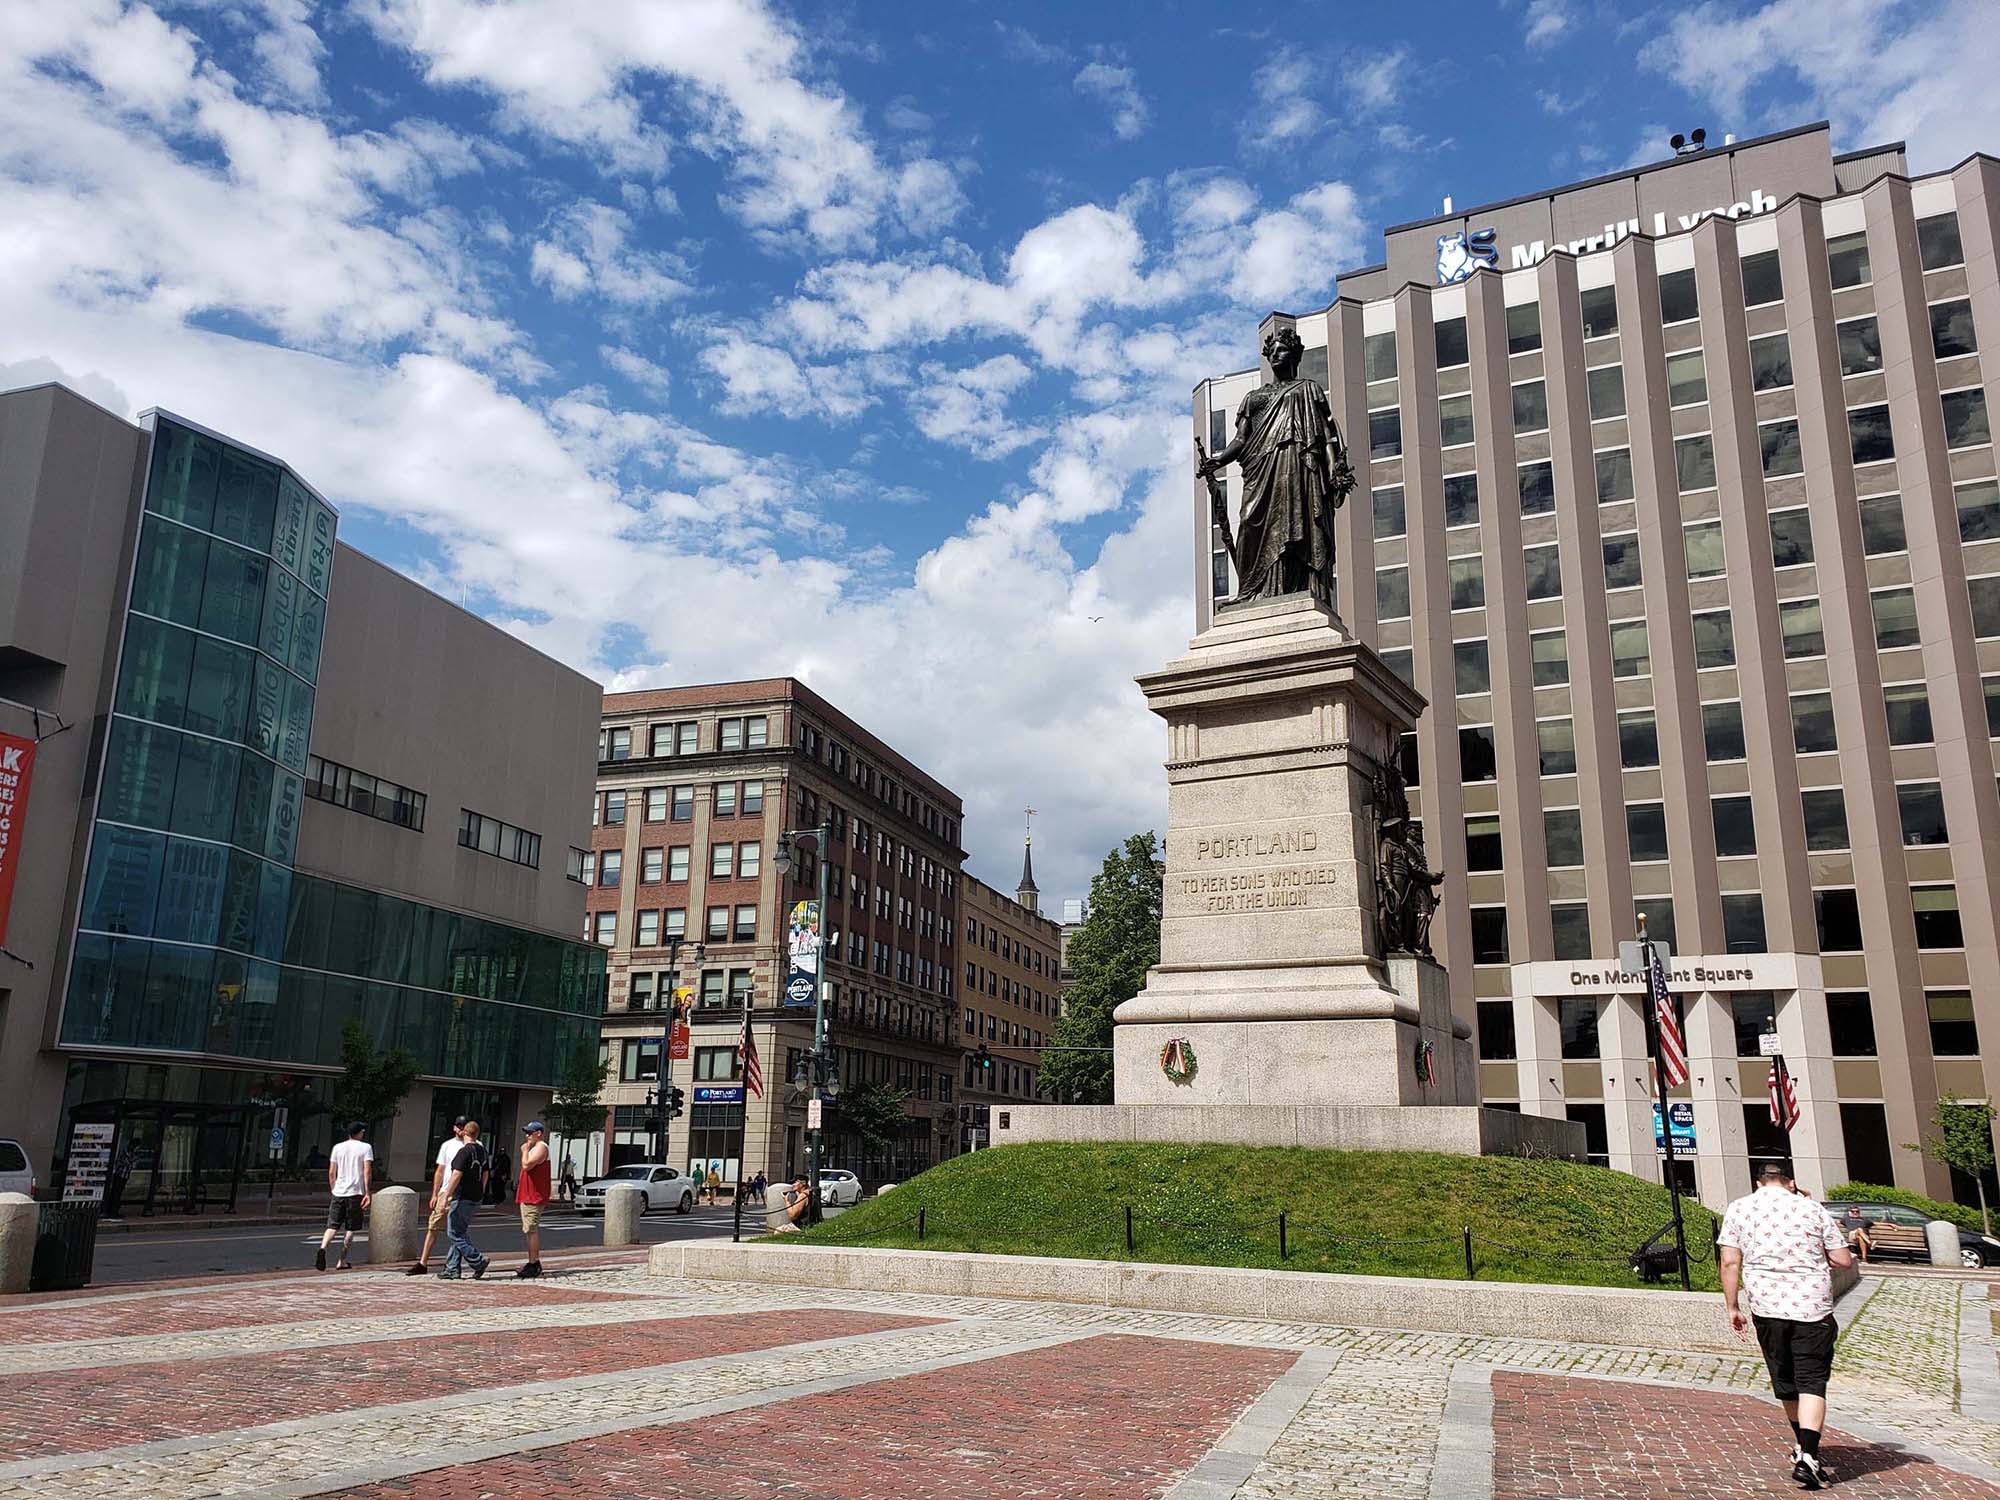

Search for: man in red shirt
xmin=514 ymin=1121 xmax=552 ymax=1279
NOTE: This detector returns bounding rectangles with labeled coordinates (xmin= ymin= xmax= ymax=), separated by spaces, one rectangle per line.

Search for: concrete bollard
xmin=0 ymin=1193 xmax=35 ymax=1294
xmin=1927 ymin=1219 xmax=1962 ymax=1268
xmin=368 ymin=1186 xmax=420 ymax=1265
xmin=604 ymin=1184 xmax=646 ymax=1246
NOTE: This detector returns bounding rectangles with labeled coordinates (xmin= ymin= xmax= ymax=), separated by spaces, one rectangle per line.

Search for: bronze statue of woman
xmin=1198 ymin=325 xmax=1354 ymax=606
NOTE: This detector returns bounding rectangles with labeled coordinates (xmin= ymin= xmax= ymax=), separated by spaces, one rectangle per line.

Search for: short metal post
xmin=918 ymin=1208 xmax=926 ymax=1242
xmin=1124 ymin=1204 xmax=1134 ymax=1254
xmin=732 ymin=1185 xmax=744 ymax=1243
xmin=1279 ymin=1211 xmax=1288 ymax=1260
xmin=1463 ymin=1225 xmax=1475 ymax=1280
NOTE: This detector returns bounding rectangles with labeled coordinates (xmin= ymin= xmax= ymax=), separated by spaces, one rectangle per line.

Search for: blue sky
xmin=3 ymin=0 xmax=1993 ymax=900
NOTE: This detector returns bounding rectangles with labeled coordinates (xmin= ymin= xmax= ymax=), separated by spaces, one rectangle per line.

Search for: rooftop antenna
xmin=1025 ymin=806 xmax=1036 ymax=845
xmin=1442 ymin=194 xmax=1453 ymax=214
xmin=1670 ymin=128 xmax=1708 ymax=157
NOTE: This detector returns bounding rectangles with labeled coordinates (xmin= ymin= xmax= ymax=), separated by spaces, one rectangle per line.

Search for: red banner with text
xmin=0 ymin=731 xmax=37 ymax=949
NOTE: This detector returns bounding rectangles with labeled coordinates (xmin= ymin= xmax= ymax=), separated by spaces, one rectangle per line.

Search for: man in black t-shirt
xmin=437 ymin=1120 xmax=490 ymax=1280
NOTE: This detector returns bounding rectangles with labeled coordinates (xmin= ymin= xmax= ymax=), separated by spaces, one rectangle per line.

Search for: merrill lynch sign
xmin=1436 ymin=188 xmax=1779 ymax=284
xmin=1522 ymin=952 xmax=1800 ymax=994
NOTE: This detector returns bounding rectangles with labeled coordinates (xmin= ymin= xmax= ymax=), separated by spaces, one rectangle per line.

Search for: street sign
xmin=1652 ymin=1101 xmax=1696 ymax=1153
xmin=1616 ymin=938 xmax=1671 ymax=974
xmin=272 ymin=1105 xmax=289 ymax=1131
xmin=694 ymin=1085 xmax=745 ymax=1103
xmin=806 ymin=1098 xmax=823 ymax=1130
xmin=269 ymin=1127 xmax=286 ymax=1159
xmin=62 ymin=1122 xmax=114 ymax=1202
xmin=1758 ymin=1031 xmax=1783 ymax=1057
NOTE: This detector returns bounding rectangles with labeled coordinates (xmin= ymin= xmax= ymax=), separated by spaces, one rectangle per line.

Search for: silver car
xmin=818 ymin=1169 xmax=863 ymax=1206
xmin=575 ymin=1164 xmax=697 ymax=1216
xmin=0 ymin=1139 xmax=33 ymax=1198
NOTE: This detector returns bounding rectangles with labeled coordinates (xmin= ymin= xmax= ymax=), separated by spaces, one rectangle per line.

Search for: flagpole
xmin=733 ymin=980 xmax=754 ymax=1244
xmin=1639 ymin=912 xmax=1692 ymax=1291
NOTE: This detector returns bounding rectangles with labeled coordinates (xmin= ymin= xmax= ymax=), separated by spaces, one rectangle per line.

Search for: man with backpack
xmin=437 ymin=1119 xmax=491 ymax=1280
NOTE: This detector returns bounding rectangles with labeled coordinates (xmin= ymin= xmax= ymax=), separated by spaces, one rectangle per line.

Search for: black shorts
xmin=1754 ymin=1314 xmax=1838 ymax=1399
xmin=326 ymin=1195 xmax=364 ymax=1232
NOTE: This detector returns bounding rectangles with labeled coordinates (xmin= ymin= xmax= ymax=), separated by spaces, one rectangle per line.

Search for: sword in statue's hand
xmin=1195 ymin=436 xmax=1238 ymax=577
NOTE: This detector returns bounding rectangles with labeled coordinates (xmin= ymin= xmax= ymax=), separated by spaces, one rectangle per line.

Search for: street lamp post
xmin=772 ymin=822 xmax=833 ymax=1226
xmin=656 ymin=935 xmax=703 ymax=1166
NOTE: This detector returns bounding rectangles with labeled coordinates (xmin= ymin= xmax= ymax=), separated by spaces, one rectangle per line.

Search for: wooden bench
xmin=1852 ymin=1220 xmax=1929 ymax=1260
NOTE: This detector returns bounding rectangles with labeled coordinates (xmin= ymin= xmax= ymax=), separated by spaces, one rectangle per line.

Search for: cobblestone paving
xmin=0 ymin=1266 xmax=1990 ymax=1499
xmin=1493 ymin=1371 xmax=2000 ymax=1498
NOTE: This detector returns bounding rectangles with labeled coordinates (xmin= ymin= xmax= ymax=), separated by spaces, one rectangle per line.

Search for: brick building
xmin=588 ymin=679 xmax=965 ymax=1186
xmin=959 ymin=843 xmax=1064 ymax=1145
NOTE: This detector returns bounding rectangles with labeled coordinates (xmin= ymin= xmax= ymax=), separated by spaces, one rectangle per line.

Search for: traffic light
xmin=973 ymin=1045 xmax=992 ymax=1074
xmin=667 ymin=1085 xmax=686 ymax=1119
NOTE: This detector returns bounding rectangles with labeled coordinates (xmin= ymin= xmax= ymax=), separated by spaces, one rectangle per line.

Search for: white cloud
xmin=1640 ymin=0 xmax=2000 ymax=172
xmin=529 ymin=201 xmax=690 ymax=307
xmin=1251 ymin=56 xmax=1320 ymax=145
xmin=698 ymin=331 xmax=874 ymax=421
xmin=1523 ymin=0 xmax=1571 ymax=48
xmin=1073 ymin=62 xmax=1150 ymax=141
xmin=909 ymin=355 xmax=1043 ymax=458
xmin=600 ymin=344 xmax=672 ymax=397
xmin=1341 ymin=46 xmax=1410 ymax=113
xmin=354 ymin=0 xmax=962 ymax=249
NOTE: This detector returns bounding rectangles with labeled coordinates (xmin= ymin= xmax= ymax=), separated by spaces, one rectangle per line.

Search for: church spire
xmin=1016 ymin=806 xmax=1040 ymax=912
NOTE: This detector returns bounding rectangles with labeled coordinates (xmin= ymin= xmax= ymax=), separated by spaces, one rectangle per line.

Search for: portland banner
xmin=784 ymin=899 xmax=820 ymax=1008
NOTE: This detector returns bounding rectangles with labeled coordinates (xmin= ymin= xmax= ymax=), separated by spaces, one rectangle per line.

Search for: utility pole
xmin=775 ymin=822 xmax=834 ymax=1226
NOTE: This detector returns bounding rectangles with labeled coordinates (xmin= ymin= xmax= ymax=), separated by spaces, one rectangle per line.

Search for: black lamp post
xmin=772 ymin=822 xmax=833 ymax=1225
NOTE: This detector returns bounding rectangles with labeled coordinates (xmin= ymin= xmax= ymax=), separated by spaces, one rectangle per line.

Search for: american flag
xmin=738 ymin=1016 xmax=764 ymax=1099
xmin=1768 ymin=1054 xmax=1801 ymax=1131
xmin=1646 ymin=942 xmax=1689 ymax=1088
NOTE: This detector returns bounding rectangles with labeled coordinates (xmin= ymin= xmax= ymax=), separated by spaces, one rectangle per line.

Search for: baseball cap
xmin=452 ymin=1115 xmax=468 ymax=1129
xmin=523 ymin=1121 xmax=545 ymax=1134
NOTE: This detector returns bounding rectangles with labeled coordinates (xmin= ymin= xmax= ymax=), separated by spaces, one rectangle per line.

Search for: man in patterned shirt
xmin=1718 ymin=1162 xmax=1855 ymax=1490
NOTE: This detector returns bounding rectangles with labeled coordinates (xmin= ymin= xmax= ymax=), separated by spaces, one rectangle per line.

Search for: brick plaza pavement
xmin=0 ymin=1260 xmax=1994 ymax=1498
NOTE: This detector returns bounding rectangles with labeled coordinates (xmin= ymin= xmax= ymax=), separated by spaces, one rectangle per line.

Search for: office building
xmin=0 ymin=384 xmax=605 ymax=1205
xmin=590 ymin=679 xmax=964 ymax=1185
xmin=959 ymin=845 xmax=1064 ymax=1142
xmin=1192 ymin=123 xmax=1999 ymax=1207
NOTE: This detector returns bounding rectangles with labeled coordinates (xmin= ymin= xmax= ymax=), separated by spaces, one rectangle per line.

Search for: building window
xmin=1435 ymin=316 xmax=1469 ymax=369
xmin=677 ymin=722 xmax=699 ymax=755
xmin=1506 ymin=300 xmax=1542 ymax=354
xmin=1665 ymin=350 xmax=1706 ymax=408
xmin=1523 ymin=543 xmax=1562 ymax=601
xmin=713 ymin=782 xmax=738 ymax=818
xmin=1478 ymin=1000 xmax=1517 ymax=1060
xmin=1464 ymin=814 xmax=1504 ymax=872
xmin=1897 ymin=782 xmax=1948 ymax=846
xmin=1931 ymin=298 xmax=1977 ymax=360
xmin=620 ymin=1038 xmax=661 ymax=1082
xmin=598 ymin=850 xmax=623 ymax=887
xmin=745 ymin=716 xmax=768 ymax=748
xmin=459 ymin=808 xmax=541 ymax=868
xmin=1448 ymin=555 xmax=1485 ymax=610
xmin=1826 ymin=230 xmax=1870 ymax=289
xmin=1609 ymin=621 xmax=1649 ymax=679
xmin=1634 ymin=897 xmax=1676 ymax=950
xmin=1801 ymin=788 xmax=1849 ymax=851
xmin=1364 ymin=330 xmax=1398 ymax=381
xmin=1618 ymin=709 xmax=1659 ymax=769
xmin=566 ymin=846 xmax=589 ymax=883
xmin=1791 ymin=691 xmax=1837 ymax=754
xmin=1444 ymin=472 xmax=1480 ymax=528
xmin=1712 ymin=795 xmax=1756 ymax=858
xmin=1749 ymin=332 xmax=1792 ymax=391
xmin=667 ymin=845 xmax=690 ymax=882
xmin=1828 ymin=993 xmax=1876 ymax=1056
xmin=1848 ymin=405 xmax=1894 ymax=465
xmin=640 ymin=846 xmax=663 ymax=883
xmin=1683 ymin=520 xmax=1726 ymax=580
xmin=1595 ymin=448 xmax=1635 ymax=505
xmin=1369 ymin=408 xmax=1402 ymax=459
xmin=711 ymin=842 xmax=734 ymax=879
xmin=1692 ymin=609 xmax=1735 ymax=669
xmin=1957 ymin=479 xmax=2000 ymax=542
xmin=1732 ymin=994 xmax=1777 ymax=1056
xmin=1375 ymin=566 xmax=1410 ymax=621
xmin=1859 ymin=491 xmax=1906 ymax=554
xmin=1544 ymin=808 xmax=1584 ymax=867
xmin=1587 ymin=365 xmax=1625 ymax=420
xmin=649 ymin=723 xmax=673 ymax=757
xmin=1912 ymin=886 xmax=1963 ymax=949
xmin=1703 ymin=701 xmax=1745 ymax=761
xmin=1603 ymin=533 xmax=1643 ymax=590
xmin=1513 ymin=380 xmax=1549 ymax=432
xmin=1454 ymin=640 xmax=1491 ymax=695
xmin=636 ymin=909 xmax=660 ymax=947
xmin=1871 ymin=586 xmax=1920 ymax=649
xmin=1511 ymin=466 xmax=1553 ymax=525
xmin=1883 ymin=682 xmax=1933 ymax=745
xmin=1926 ymin=990 xmax=1978 ymax=1056
xmin=1538 ymin=718 xmax=1575 ymax=776
xmin=593 ymin=911 xmax=616 ymax=947
xmin=742 ymin=779 xmax=764 ymax=814
xmin=1767 ymin=506 xmax=1812 ymax=567
xmin=303 ymin=755 xmax=427 ymax=831
xmin=1740 ymin=248 xmax=1783 ymax=307
xmin=1658 ymin=267 xmax=1698 ymax=325
xmin=602 ymin=790 xmax=626 ymax=826
xmin=1675 ymin=434 xmax=1716 ymax=493
xmin=738 ymin=842 xmax=761 ymax=878
xmin=706 ymin=905 xmax=728 ymax=940
xmin=1460 ymin=724 xmax=1498 ymax=781
xmin=1580 ymin=283 xmax=1618 ymax=339
xmin=671 ymin=785 xmax=694 ymax=821
xmin=1943 ymin=389 xmax=1991 ymax=450
xmin=1918 ymin=211 xmax=1965 ymax=270
xmin=1760 ymin=420 xmax=1804 ymax=480
xmin=1551 ymin=904 xmax=1592 ymax=960
xmin=1560 ymin=998 xmax=1600 ymax=1058
xmin=666 ymin=907 xmax=686 ymax=942
xmin=601 ymin=726 xmax=631 ymax=761
xmin=1530 ymin=629 xmax=1568 ymax=686
xmin=1373 ymin=486 xmax=1406 ymax=538
xmin=1470 ymin=906 xmax=1509 ymax=964
xmin=1816 ymin=888 xmax=1863 ymax=951
xmin=1440 ymin=395 xmax=1475 ymax=448
xmin=1626 ymin=803 xmax=1669 ymax=863
xmin=734 ymin=904 xmax=757 ymax=939
xmin=1779 ymin=598 xmax=1824 ymax=659
xmin=1722 ymin=893 xmax=1766 ymax=954
xmin=1837 ymin=316 xmax=1882 ymax=376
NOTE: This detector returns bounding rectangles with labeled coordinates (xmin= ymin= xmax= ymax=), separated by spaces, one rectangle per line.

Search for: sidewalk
xmin=89 ymin=1199 xmax=589 ymax=1234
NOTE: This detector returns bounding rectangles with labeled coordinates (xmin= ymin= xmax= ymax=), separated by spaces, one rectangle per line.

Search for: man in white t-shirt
xmin=406 ymin=1116 xmax=467 ymax=1276
xmin=316 ymin=1122 xmax=374 ymax=1271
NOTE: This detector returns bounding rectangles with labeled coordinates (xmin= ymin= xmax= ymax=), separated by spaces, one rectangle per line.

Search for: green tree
xmin=543 ymin=1036 xmax=608 ymax=1171
xmin=329 ymin=1022 xmax=419 ymax=1145
xmin=1907 ymin=1094 xmax=1997 ymax=1234
xmin=829 ymin=1080 xmax=911 ymax=1155
xmin=1038 ymin=831 xmax=1163 ymax=1105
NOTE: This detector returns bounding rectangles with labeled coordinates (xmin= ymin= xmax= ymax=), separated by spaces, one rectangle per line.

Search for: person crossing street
xmin=1718 ymin=1162 xmax=1856 ymax=1490
xmin=436 ymin=1120 xmax=490 ymax=1281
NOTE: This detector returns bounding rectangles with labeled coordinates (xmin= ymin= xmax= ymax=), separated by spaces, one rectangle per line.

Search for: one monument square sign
xmin=996 ymin=329 xmax=1581 ymax=1160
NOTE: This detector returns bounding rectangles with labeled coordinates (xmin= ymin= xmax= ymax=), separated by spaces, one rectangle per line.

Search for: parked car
xmin=1822 ymin=1200 xmax=2000 ymax=1268
xmin=0 ymin=1139 xmax=34 ymax=1198
xmin=818 ymin=1169 xmax=863 ymax=1207
xmin=575 ymin=1164 xmax=697 ymax=1216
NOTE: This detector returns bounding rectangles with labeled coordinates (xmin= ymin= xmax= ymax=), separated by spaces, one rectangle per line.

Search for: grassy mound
xmin=1828 ymin=1181 xmax=1987 ymax=1231
xmin=789 ymin=1142 xmax=1721 ymax=1291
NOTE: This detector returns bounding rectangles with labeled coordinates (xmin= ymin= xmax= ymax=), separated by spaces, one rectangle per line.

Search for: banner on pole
xmin=668 ymin=1019 xmax=689 ymax=1061
xmin=0 ymin=731 xmax=38 ymax=949
xmin=1651 ymin=1101 xmax=1697 ymax=1153
xmin=784 ymin=899 xmax=820 ymax=1007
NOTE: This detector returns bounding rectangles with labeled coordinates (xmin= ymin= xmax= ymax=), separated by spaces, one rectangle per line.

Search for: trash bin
xmin=30 ymin=1203 xmax=100 ymax=1292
